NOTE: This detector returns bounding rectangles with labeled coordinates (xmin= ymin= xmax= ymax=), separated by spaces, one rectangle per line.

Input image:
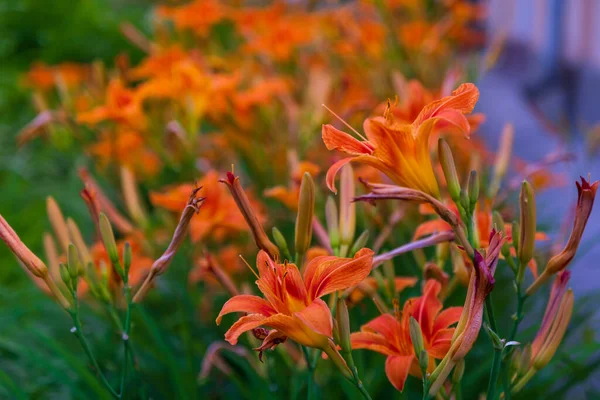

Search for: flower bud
xmin=545 ymin=177 xmax=597 ymax=275
xmin=0 ymin=214 xmax=48 ymax=278
xmin=123 ymin=241 xmax=132 ymax=279
xmin=532 ymin=289 xmax=574 ymax=370
xmin=452 ymin=359 xmax=465 ymax=384
xmin=527 ymin=178 xmax=597 ymax=295
xmin=512 ymin=221 xmax=520 ymax=258
xmin=59 ymin=263 xmax=71 ymax=288
xmin=339 ymin=165 xmax=356 ymax=247
xmin=67 ymin=244 xmax=82 ymax=280
xmin=350 ymin=230 xmax=369 ymax=256
xmin=336 ymin=298 xmax=352 ymax=354
xmin=221 ymin=172 xmax=279 ymax=260
xmin=99 ymin=213 xmax=120 ymax=266
xmin=46 ymin=196 xmax=70 ymax=252
xmin=409 ymin=316 xmax=425 ymax=358
xmin=272 ymin=227 xmax=291 ymax=261
xmin=419 ymin=349 xmax=429 ymax=374
xmin=438 ymin=138 xmax=461 ymax=202
xmin=467 ymin=170 xmax=479 ymax=210
xmin=120 ymin=166 xmax=147 ymax=226
xmin=488 ymin=123 xmax=514 ymax=198
xmin=518 ymin=181 xmax=536 ymax=272
xmin=295 ymin=172 xmax=315 ymax=257
xmin=325 ymin=196 xmax=339 ymax=250
xmin=66 ymin=218 xmax=92 ymax=268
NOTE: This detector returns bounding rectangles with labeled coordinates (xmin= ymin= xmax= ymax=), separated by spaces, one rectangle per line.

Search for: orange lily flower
xmin=150 ymin=170 xmax=265 ymax=243
xmin=156 ymin=0 xmax=225 ymax=37
xmin=88 ymin=129 xmax=161 ymax=178
xmin=351 ymin=280 xmax=462 ymax=392
xmin=24 ymin=62 xmax=89 ymax=91
xmin=264 ymin=161 xmax=320 ymax=210
xmin=322 ymin=83 xmax=479 ymax=197
xmin=216 ymin=248 xmax=374 ymax=351
xmin=77 ymin=79 xmax=145 ymax=130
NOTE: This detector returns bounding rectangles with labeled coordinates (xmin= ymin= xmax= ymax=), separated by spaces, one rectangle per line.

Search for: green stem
xmin=302 ymin=346 xmax=316 ymax=400
xmin=454 ymin=381 xmax=463 ymax=400
xmin=487 ymin=346 xmax=503 ymax=400
xmin=70 ymin=295 xmax=120 ymax=399
xmin=501 ymin=359 xmax=512 ymax=400
xmin=485 ymin=295 xmax=502 ymax=400
xmin=120 ymin=282 xmax=133 ymax=398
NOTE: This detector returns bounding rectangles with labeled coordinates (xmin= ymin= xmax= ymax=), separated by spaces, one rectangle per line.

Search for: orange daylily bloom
xmin=89 ymin=236 xmax=153 ymax=287
xmin=77 ymin=79 xmax=146 ymax=130
xmin=351 ymin=280 xmax=462 ymax=392
xmin=216 ymin=248 xmax=374 ymax=351
xmin=347 ymin=276 xmax=418 ymax=306
xmin=264 ymin=161 xmax=320 ymax=210
xmin=156 ymin=0 xmax=226 ymax=37
xmin=88 ymin=129 xmax=161 ymax=177
xmin=322 ymin=83 xmax=479 ymax=197
xmin=24 ymin=62 xmax=89 ymax=91
xmin=150 ymin=170 xmax=265 ymax=243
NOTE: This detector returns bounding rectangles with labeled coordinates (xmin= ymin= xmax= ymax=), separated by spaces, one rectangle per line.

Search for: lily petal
xmin=303 ymin=248 xmax=374 ymax=300
xmin=294 ymin=299 xmax=333 ymax=338
xmin=351 ymin=331 xmax=396 ymax=356
xmin=322 ymin=124 xmax=374 ymax=155
xmin=385 ymin=355 xmax=414 ymax=392
xmin=216 ymin=295 xmax=276 ymax=325
xmin=432 ymin=307 xmax=463 ymax=332
xmin=224 ymin=314 xmax=268 ymax=345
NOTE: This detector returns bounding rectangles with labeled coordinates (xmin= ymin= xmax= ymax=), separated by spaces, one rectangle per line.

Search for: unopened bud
xmin=452 ymin=359 xmax=465 ymax=383
xmin=59 ymin=263 xmax=71 ymax=288
xmin=488 ymin=123 xmax=514 ymax=198
xmin=295 ymin=173 xmax=315 ymax=257
xmin=532 ymin=289 xmax=574 ymax=370
xmin=518 ymin=181 xmax=536 ymax=269
xmin=99 ymin=213 xmax=119 ymax=264
xmin=325 ymin=196 xmax=339 ymax=250
xmin=419 ymin=349 xmax=429 ymax=373
xmin=339 ymin=165 xmax=356 ymax=246
xmin=66 ymin=218 xmax=92 ymax=268
xmin=123 ymin=241 xmax=132 ymax=279
xmin=67 ymin=244 xmax=82 ymax=280
xmin=512 ymin=221 xmax=520 ymax=257
xmin=459 ymin=189 xmax=469 ymax=213
xmin=409 ymin=316 xmax=425 ymax=357
xmin=46 ymin=196 xmax=70 ymax=252
xmin=272 ymin=227 xmax=291 ymax=261
xmin=438 ymin=138 xmax=461 ymax=201
xmin=336 ymin=298 xmax=352 ymax=353
xmin=120 ymin=166 xmax=147 ymax=226
xmin=221 ymin=172 xmax=279 ymax=260
xmin=0 ymin=214 xmax=48 ymax=278
xmin=467 ymin=170 xmax=479 ymax=209
xmin=350 ymin=230 xmax=369 ymax=256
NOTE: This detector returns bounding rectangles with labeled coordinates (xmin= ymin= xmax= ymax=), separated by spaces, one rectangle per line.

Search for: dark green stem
xmin=70 ymin=294 xmax=120 ymax=399
xmin=119 ymin=282 xmax=133 ymax=397
xmin=302 ymin=346 xmax=316 ymax=400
